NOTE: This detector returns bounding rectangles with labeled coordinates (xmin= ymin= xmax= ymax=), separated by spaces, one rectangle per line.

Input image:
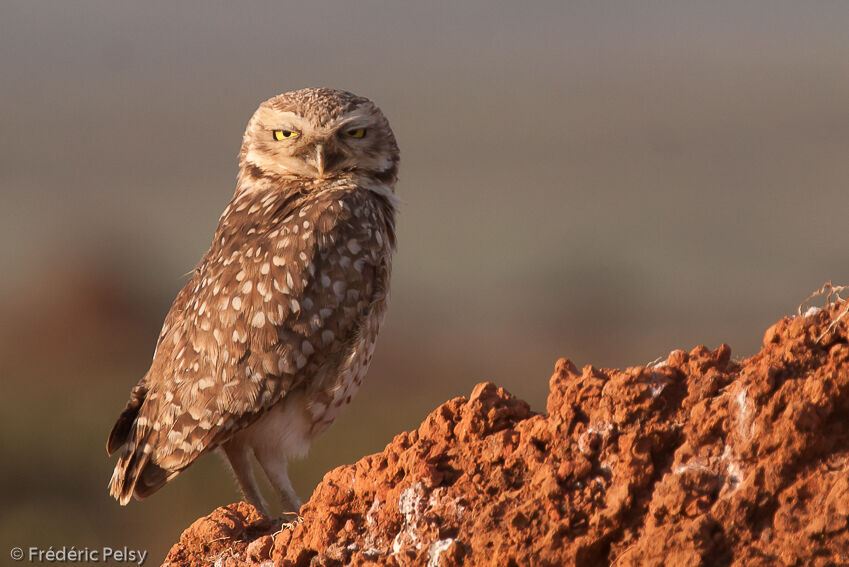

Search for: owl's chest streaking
xmin=146 ymin=178 xmax=395 ymax=466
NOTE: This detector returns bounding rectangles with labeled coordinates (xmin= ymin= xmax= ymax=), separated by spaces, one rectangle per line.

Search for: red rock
xmin=163 ymin=299 xmax=849 ymax=566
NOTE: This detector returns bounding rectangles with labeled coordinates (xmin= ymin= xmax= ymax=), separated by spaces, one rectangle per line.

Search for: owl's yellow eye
xmin=272 ymin=130 xmax=299 ymax=141
xmin=344 ymin=128 xmax=366 ymax=139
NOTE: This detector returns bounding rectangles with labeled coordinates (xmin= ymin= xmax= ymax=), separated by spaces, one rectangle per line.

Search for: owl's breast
xmin=304 ymin=283 xmax=390 ymax=436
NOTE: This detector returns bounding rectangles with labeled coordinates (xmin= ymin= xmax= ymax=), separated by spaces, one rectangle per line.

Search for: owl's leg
xmin=253 ymin=446 xmax=302 ymax=513
xmin=221 ymin=441 xmax=270 ymax=517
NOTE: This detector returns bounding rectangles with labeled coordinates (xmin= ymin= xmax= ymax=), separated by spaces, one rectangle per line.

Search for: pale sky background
xmin=2 ymin=1 xmax=849 ymax=560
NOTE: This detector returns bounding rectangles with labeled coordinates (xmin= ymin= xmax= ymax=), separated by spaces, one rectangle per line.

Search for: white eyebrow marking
xmin=255 ymin=106 xmax=374 ymax=141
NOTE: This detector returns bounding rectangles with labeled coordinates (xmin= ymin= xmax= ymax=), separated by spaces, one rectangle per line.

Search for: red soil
xmin=163 ymin=298 xmax=849 ymax=566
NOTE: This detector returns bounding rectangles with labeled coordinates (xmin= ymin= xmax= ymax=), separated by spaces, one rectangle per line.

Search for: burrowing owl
xmin=106 ymin=88 xmax=399 ymax=515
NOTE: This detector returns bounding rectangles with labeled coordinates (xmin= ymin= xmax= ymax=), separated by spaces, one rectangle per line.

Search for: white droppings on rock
xmin=720 ymin=445 xmax=743 ymax=493
xmin=427 ymin=539 xmax=455 ymax=567
xmin=673 ymin=459 xmax=709 ymax=475
xmin=392 ymin=483 xmax=426 ymax=555
xmin=734 ymin=387 xmax=753 ymax=440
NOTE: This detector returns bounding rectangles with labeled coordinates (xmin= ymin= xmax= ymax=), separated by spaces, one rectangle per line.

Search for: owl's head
xmin=239 ymin=88 xmax=399 ymax=186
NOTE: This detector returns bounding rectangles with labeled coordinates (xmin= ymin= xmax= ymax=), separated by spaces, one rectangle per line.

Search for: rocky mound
xmin=163 ymin=296 xmax=849 ymax=566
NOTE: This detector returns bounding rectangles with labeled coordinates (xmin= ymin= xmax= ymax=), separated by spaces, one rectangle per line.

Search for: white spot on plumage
xmin=274 ymin=279 xmax=289 ymax=294
xmin=252 ymin=311 xmax=266 ymax=327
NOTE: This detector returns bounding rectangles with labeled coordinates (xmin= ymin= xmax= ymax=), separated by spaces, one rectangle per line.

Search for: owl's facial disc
xmin=243 ymin=105 xmax=394 ymax=181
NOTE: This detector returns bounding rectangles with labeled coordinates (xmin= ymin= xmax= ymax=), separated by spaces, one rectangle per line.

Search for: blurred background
xmin=2 ymin=0 xmax=849 ymax=561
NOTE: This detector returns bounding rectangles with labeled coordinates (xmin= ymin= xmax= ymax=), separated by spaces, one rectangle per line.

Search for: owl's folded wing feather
xmin=107 ymin=187 xmax=392 ymax=504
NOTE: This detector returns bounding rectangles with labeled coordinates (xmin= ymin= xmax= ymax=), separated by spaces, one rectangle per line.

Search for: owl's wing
xmin=107 ymin=188 xmax=392 ymax=504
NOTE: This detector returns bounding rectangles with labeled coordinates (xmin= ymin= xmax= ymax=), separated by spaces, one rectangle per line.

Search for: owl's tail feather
xmin=134 ymin=462 xmax=172 ymax=499
xmin=107 ymin=382 xmax=173 ymax=504
xmin=108 ymin=436 xmax=175 ymax=504
xmin=106 ymin=383 xmax=148 ymax=456
xmin=108 ymin=443 xmax=151 ymax=505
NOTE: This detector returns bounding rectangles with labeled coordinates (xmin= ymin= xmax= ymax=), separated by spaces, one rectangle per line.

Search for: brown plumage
xmin=107 ymin=88 xmax=399 ymax=514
